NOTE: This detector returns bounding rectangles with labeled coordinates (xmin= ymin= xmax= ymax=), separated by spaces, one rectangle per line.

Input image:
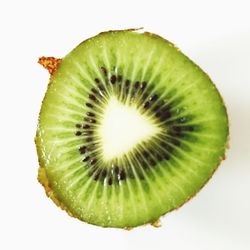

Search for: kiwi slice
xmin=36 ymin=29 xmax=229 ymax=228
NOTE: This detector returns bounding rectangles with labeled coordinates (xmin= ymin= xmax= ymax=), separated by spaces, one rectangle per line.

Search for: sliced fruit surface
xmin=36 ymin=30 xmax=229 ymax=228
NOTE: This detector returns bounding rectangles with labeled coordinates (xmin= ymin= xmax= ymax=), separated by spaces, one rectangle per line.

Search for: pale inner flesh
xmin=97 ymin=97 xmax=161 ymax=161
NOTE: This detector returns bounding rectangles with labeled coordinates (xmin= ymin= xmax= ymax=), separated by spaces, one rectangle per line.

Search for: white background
xmin=0 ymin=0 xmax=249 ymax=249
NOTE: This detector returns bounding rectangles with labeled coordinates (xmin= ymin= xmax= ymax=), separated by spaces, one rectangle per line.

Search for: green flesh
xmin=36 ymin=30 xmax=229 ymax=228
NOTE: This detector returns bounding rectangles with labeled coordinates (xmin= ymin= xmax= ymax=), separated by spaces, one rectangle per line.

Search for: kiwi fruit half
xmin=36 ymin=29 xmax=229 ymax=228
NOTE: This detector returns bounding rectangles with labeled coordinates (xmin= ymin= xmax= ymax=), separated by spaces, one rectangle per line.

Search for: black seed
xmin=148 ymin=157 xmax=156 ymax=166
xmin=153 ymin=105 xmax=160 ymax=112
xmin=94 ymin=172 xmax=100 ymax=181
xmin=82 ymin=156 xmax=90 ymax=162
xmin=94 ymin=78 xmax=100 ymax=84
xmin=88 ymin=166 xmax=97 ymax=177
xmin=183 ymin=126 xmax=194 ymax=131
xmin=89 ymin=94 xmax=97 ymax=101
xmin=118 ymin=84 xmax=122 ymax=92
xmin=143 ymin=101 xmax=150 ymax=109
xmin=91 ymin=88 xmax=98 ymax=94
xmin=102 ymin=169 xmax=107 ymax=178
xmin=108 ymin=177 xmax=113 ymax=185
xmin=149 ymin=94 xmax=158 ymax=102
xmin=79 ymin=146 xmax=86 ymax=154
xmin=160 ymin=141 xmax=173 ymax=152
xmin=114 ymin=166 xmax=120 ymax=174
xmin=134 ymin=81 xmax=140 ymax=89
xmin=169 ymin=127 xmax=182 ymax=137
xmin=119 ymin=170 xmax=126 ymax=180
xmin=110 ymin=75 xmax=116 ymax=84
xmin=137 ymin=170 xmax=145 ymax=180
xmin=86 ymin=103 xmax=94 ymax=108
xmin=156 ymin=106 xmax=170 ymax=117
xmin=166 ymin=144 xmax=174 ymax=152
xmin=140 ymin=81 xmax=147 ymax=90
xmin=164 ymin=153 xmax=170 ymax=160
xmin=87 ymin=112 xmax=95 ymax=117
xmin=143 ymin=151 xmax=149 ymax=158
xmin=171 ymin=138 xmax=181 ymax=146
xmin=127 ymin=169 xmax=135 ymax=179
xmin=84 ymin=118 xmax=96 ymax=123
xmin=169 ymin=129 xmax=181 ymax=137
xmin=75 ymin=131 xmax=82 ymax=136
xmin=161 ymin=106 xmax=171 ymax=114
xmin=87 ymin=144 xmax=96 ymax=151
xmin=75 ymin=124 xmax=81 ymax=128
xmin=86 ymin=137 xmax=93 ymax=142
xmin=98 ymin=85 xmax=105 ymax=92
xmin=90 ymin=159 xmax=97 ymax=165
xmin=174 ymin=141 xmax=181 ymax=146
xmin=155 ymin=111 xmax=161 ymax=117
xmin=178 ymin=117 xmax=187 ymax=123
xmin=140 ymin=160 xmax=147 ymax=169
xmin=154 ymin=152 xmax=164 ymax=161
xmin=173 ymin=126 xmax=182 ymax=132
xmin=101 ymin=67 xmax=107 ymax=76
xmin=143 ymin=92 xmax=149 ymax=99
xmin=159 ymin=111 xmax=171 ymax=121
xmin=82 ymin=130 xmax=93 ymax=135
xmin=130 ymin=90 xmax=136 ymax=98
xmin=82 ymin=124 xmax=90 ymax=129
xmin=161 ymin=152 xmax=168 ymax=160
xmin=117 ymin=75 xmax=122 ymax=82
xmin=125 ymin=79 xmax=130 ymax=86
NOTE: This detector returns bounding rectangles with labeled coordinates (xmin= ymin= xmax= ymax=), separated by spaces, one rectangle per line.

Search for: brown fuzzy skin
xmin=143 ymin=31 xmax=177 ymax=49
xmin=99 ymin=27 xmax=143 ymax=35
xmin=36 ymin=29 xmax=229 ymax=229
xmin=35 ymin=136 xmax=75 ymax=219
xmin=172 ymin=155 xmax=227 ymax=213
xmin=37 ymin=163 xmax=74 ymax=218
xmin=38 ymin=57 xmax=61 ymax=76
xmin=151 ymin=219 xmax=161 ymax=228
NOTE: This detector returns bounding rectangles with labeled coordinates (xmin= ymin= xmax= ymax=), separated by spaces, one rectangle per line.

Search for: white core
xmin=98 ymin=97 xmax=160 ymax=161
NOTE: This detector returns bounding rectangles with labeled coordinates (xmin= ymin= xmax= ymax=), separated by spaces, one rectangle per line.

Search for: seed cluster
xmin=74 ymin=66 xmax=195 ymax=184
